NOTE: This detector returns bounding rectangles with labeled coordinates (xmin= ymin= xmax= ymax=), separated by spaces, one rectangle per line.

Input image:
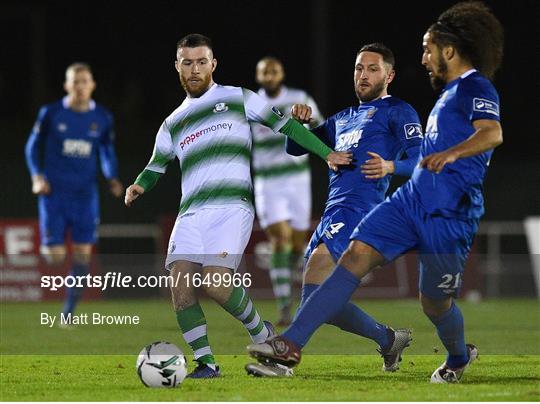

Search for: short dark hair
xmin=428 ymin=1 xmax=503 ymax=79
xmin=176 ymin=33 xmax=213 ymax=51
xmin=357 ymin=43 xmax=395 ymax=68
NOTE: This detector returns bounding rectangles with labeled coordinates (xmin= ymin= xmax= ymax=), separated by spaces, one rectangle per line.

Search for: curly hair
xmin=428 ymin=1 xmax=504 ymax=79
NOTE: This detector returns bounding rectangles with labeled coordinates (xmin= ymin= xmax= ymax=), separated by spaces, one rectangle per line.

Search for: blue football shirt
xmin=408 ymin=69 xmax=501 ymax=219
xmin=25 ymin=97 xmax=119 ymax=196
xmin=288 ymin=95 xmax=423 ymax=212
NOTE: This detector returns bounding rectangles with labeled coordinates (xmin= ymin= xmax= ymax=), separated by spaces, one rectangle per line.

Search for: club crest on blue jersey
xmin=271 ymin=106 xmax=284 ymax=119
xmin=88 ymin=122 xmax=100 ymax=137
xmin=404 ymin=123 xmax=423 ymax=139
xmin=473 ymin=98 xmax=499 ymax=116
xmin=365 ymin=107 xmax=377 ymax=120
xmin=213 ymin=102 xmax=229 ymax=113
xmin=57 ymin=122 xmax=68 ymax=132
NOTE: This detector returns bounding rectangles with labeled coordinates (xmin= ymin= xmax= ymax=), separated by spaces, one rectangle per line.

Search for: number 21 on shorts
xmin=437 ymin=273 xmax=461 ymax=290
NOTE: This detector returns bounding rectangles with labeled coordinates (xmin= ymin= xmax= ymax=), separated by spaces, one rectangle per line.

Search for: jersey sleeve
xmin=389 ymin=102 xmax=424 ymax=149
xmin=99 ymin=112 xmax=120 ymax=180
xmin=242 ymin=88 xmax=288 ymax=132
xmin=458 ymin=78 xmax=501 ymax=122
xmin=285 ymin=119 xmax=333 ymax=156
xmin=145 ymin=121 xmax=176 ymax=173
xmin=389 ymin=103 xmax=423 ymax=176
xmin=25 ymin=105 xmax=50 ymax=177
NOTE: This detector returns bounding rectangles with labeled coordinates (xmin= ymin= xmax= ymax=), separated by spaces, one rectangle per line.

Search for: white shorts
xmin=254 ymin=172 xmax=311 ymax=231
xmin=165 ymin=206 xmax=254 ymax=271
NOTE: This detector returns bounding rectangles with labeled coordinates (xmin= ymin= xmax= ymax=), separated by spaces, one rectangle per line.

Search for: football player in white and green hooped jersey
xmin=124 ymin=33 xmax=352 ymax=378
xmin=251 ymin=57 xmax=324 ymax=326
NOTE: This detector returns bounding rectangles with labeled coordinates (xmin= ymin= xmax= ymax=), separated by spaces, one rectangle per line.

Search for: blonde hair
xmin=65 ymin=62 xmax=93 ymax=80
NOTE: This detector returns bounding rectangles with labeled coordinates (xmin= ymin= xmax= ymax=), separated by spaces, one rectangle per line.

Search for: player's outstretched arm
xmin=421 ymin=119 xmax=502 ymax=174
xmin=279 ymin=119 xmax=352 ymax=171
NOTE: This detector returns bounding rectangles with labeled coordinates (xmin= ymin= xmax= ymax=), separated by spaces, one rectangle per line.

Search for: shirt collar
xmin=62 ymin=96 xmax=96 ymax=111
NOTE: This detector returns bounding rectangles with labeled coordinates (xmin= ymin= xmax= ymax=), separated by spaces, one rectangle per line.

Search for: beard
xmin=180 ymin=74 xmax=212 ymax=98
xmin=262 ymin=83 xmax=281 ymax=97
xmin=355 ymin=78 xmax=386 ymax=103
xmin=429 ymin=54 xmax=448 ymax=91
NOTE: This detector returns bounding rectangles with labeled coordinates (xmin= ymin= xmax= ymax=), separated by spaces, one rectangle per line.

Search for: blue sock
xmin=283 ymin=265 xmax=360 ymax=347
xmin=298 ymin=283 xmax=389 ymax=349
xmin=428 ymin=303 xmax=468 ymax=368
xmin=62 ymin=262 xmax=89 ymax=316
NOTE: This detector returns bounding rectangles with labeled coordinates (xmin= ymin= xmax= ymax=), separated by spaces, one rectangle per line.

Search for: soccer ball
xmin=136 ymin=341 xmax=188 ymax=388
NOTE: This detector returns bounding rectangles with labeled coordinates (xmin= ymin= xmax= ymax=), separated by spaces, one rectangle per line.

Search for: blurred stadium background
xmin=1 ymin=0 xmax=539 ymax=303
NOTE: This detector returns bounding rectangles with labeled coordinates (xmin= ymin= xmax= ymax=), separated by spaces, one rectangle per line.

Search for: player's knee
xmin=291 ymin=242 xmax=304 ymax=256
xmin=73 ymin=245 xmax=92 ymax=265
xmin=304 ymin=257 xmax=333 ymax=285
xmin=169 ymin=266 xmax=196 ymax=311
xmin=201 ymin=282 xmax=230 ymax=304
xmin=271 ymin=234 xmax=291 ymax=251
xmin=40 ymin=245 xmax=66 ymax=266
xmin=338 ymin=241 xmax=382 ymax=278
xmin=420 ymin=294 xmax=452 ymax=317
xmin=339 ymin=241 xmax=368 ymax=266
xmin=267 ymin=223 xmax=292 ymax=250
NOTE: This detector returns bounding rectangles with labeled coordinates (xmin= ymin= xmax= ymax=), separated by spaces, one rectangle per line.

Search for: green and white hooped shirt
xmin=145 ymin=83 xmax=288 ymax=216
xmin=251 ymin=86 xmax=323 ymax=179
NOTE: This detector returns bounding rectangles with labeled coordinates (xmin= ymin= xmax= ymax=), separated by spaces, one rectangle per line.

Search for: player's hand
xmin=109 ymin=178 xmax=125 ymax=198
xmin=291 ymin=104 xmax=313 ymax=124
xmin=361 ymin=151 xmax=394 ymax=179
xmin=125 ymin=184 xmax=145 ymax=207
xmin=420 ymin=150 xmax=459 ymax=174
xmin=31 ymin=175 xmax=51 ymax=195
xmin=326 ymin=151 xmax=353 ymax=172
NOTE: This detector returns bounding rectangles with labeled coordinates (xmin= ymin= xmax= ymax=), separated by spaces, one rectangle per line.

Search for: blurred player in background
xmin=25 ymin=62 xmax=124 ymax=321
xmin=251 ymin=57 xmax=324 ymax=326
xmin=246 ymin=43 xmax=422 ymax=377
xmin=248 ymin=1 xmax=504 ymax=384
xmin=124 ymin=34 xmax=351 ymax=378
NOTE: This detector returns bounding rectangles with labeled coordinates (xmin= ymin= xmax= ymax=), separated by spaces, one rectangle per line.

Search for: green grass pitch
xmin=1 ymin=298 xmax=539 ymax=401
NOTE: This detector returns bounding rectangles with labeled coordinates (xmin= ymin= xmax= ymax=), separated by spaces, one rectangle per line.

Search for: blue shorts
xmin=351 ymin=187 xmax=478 ymax=299
xmin=306 ymin=205 xmax=368 ymax=262
xmin=38 ymin=192 xmax=99 ymax=246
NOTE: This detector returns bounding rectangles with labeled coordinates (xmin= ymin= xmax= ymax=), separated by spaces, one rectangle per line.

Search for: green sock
xmin=222 ymin=286 xmax=270 ymax=343
xmin=176 ymin=303 xmax=215 ymax=365
xmin=270 ymin=249 xmax=292 ymax=309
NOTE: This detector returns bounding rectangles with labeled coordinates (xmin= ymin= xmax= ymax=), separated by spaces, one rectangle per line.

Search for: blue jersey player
xmin=246 ymin=43 xmax=422 ymax=377
xmin=25 ymin=63 xmax=124 ymax=321
xmin=248 ymin=1 xmax=504 ymax=384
